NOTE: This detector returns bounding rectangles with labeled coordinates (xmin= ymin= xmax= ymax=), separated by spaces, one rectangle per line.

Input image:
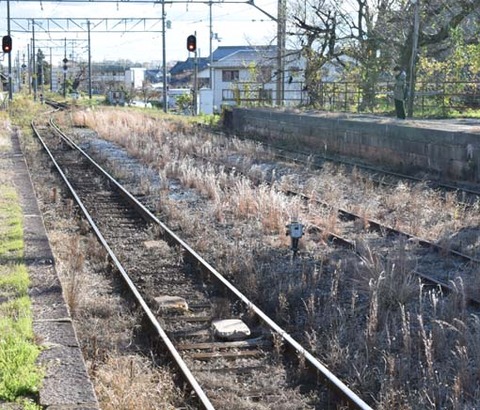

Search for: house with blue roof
xmin=168 ymin=45 xmax=306 ymax=114
xmin=199 ymin=45 xmax=306 ymax=114
xmin=169 ymin=57 xmax=210 ymax=88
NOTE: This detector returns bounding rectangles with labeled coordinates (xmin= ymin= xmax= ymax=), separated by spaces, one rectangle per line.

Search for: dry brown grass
xmin=48 ymin=232 xmax=87 ymax=317
xmin=53 ymin=108 xmax=480 ymax=409
xmin=94 ymin=354 xmax=181 ymax=410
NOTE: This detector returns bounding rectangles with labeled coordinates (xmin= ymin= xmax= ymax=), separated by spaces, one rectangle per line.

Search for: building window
xmin=222 ymin=70 xmax=239 ymax=82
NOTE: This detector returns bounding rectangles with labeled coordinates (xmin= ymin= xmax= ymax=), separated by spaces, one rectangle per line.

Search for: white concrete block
xmin=212 ymin=319 xmax=251 ymax=340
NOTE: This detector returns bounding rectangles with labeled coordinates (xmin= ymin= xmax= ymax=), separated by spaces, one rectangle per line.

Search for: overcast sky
xmin=1 ymin=0 xmax=278 ymax=65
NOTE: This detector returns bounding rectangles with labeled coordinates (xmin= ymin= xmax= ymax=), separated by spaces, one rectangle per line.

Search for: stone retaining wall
xmin=227 ymin=108 xmax=480 ymax=182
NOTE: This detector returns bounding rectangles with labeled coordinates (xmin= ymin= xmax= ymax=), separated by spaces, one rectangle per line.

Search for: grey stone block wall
xmin=229 ymin=108 xmax=480 ymax=182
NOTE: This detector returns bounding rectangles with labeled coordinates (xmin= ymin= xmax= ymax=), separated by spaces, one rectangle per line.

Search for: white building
xmin=197 ymin=46 xmax=306 ymax=114
xmin=125 ymin=67 xmax=146 ymax=89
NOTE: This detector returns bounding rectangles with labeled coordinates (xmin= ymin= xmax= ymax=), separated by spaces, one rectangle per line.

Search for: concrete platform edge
xmin=9 ymin=129 xmax=99 ymax=410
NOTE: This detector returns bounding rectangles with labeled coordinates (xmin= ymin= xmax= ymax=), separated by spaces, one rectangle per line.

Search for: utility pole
xmin=247 ymin=0 xmax=284 ymax=106
xmin=209 ymin=1 xmax=213 ymax=91
xmin=276 ymin=0 xmax=286 ymax=106
xmin=7 ymin=0 xmax=12 ymax=100
xmin=407 ymin=0 xmax=420 ymax=118
xmin=194 ymin=32 xmax=198 ymax=115
xmin=162 ymin=1 xmax=168 ymax=112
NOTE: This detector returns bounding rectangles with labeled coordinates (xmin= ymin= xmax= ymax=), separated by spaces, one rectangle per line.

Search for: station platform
xmin=229 ymin=108 xmax=480 ymax=183
xmin=0 ymin=129 xmax=99 ymax=409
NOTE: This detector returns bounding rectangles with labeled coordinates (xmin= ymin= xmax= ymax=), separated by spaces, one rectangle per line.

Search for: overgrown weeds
xmin=54 ymin=107 xmax=480 ymax=408
xmin=94 ymin=355 xmax=181 ymax=410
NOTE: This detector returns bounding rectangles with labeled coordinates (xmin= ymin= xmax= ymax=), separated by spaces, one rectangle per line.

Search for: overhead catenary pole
xmin=27 ymin=44 xmax=31 ymax=94
xmin=38 ymin=48 xmax=43 ymax=97
xmin=162 ymin=1 xmax=167 ymax=113
xmin=16 ymin=51 xmax=20 ymax=91
xmin=32 ymin=20 xmax=37 ymax=101
xmin=88 ymin=20 xmax=92 ymax=99
xmin=49 ymin=47 xmax=53 ymax=92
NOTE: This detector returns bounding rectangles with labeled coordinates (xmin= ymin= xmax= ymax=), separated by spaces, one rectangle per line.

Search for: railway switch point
xmin=212 ymin=319 xmax=251 ymax=340
xmin=155 ymin=295 xmax=189 ymax=312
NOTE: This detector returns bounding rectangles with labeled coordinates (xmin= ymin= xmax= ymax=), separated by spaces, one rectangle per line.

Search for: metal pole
xmin=7 ymin=0 xmax=12 ymax=100
xmin=88 ymin=20 xmax=92 ymax=99
xmin=407 ymin=0 xmax=420 ymax=118
xmin=27 ymin=45 xmax=31 ymax=94
xmin=50 ymin=47 xmax=53 ymax=92
xmin=209 ymin=1 xmax=213 ymax=90
xmin=38 ymin=49 xmax=43 ymax=97
xmin=16 ymin=51 xmax=20 ymax=92
xmin=162 ymin=1 xmax=168 ymax=112
xmin=194 ymin=47 xmax=198 ymax=115
xmin=32 ymin=20 xmax=37 ymax=102
xmin=276 ymin=0 xmax=286 ymax=106
xmin=63 ymin=38 xmax=67 ymax=98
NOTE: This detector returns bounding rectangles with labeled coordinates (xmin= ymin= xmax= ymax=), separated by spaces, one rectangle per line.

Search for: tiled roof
xmin=169 ymin=57 xmax=210 ymax=75
xmin=169 ymin=45 xmax=278 ymax=75
xmin=212 ymin=49 xmax=277 ymax=68
xmin=144 ymin=69 xmax=162 ymax=83
xmin=212 ymin=45 xmax=276 ymax=61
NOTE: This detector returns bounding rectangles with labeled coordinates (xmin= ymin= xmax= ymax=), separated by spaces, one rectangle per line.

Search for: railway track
xmin=31 ymin=118 xmax=372 ymax=409
xmin=305 ymin=199 xmax=480 ymax=305
xmin=265 ymin=151 xmax=480 ymax=305
xmin=184 ymin=146 xmax=480 ymax=308
xmin=44 ymin=99 xmax=70 ymax=110
xmin=227 ymin=131 xmax=480 ymax=207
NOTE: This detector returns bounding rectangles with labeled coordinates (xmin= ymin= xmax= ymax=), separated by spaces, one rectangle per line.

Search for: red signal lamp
xmin=2 ymin=35 xmax=12 ymax=53
xmin=187 ymin=35 xmax=196 ymax=52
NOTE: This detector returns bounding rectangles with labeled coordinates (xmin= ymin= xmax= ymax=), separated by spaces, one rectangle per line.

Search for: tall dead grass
xmin=94 ymin=355 xmax=181 ymax=410
xmin=48 ymin=232 xmax=87 ymax=318
xmin=59 ymin=108 xmax=480 ymax=408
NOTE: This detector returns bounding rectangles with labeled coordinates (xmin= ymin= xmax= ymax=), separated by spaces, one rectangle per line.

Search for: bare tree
xmin=288 ymin=0 xmax=480 ymax=109
xmin=288 ymin=0 xmax=338 ymax=106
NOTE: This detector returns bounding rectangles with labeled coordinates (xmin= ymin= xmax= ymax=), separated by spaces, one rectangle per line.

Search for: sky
xmin=1 ymin=0 xmax=278 ymax=66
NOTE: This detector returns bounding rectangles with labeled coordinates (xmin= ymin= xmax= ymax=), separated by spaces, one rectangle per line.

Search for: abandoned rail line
xmin=189 ymin=145 xmax=480 ymax=309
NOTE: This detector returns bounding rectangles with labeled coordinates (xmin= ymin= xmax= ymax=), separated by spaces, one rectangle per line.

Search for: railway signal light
xmin=2 ymin=35 xmax=12 ymax=53
xmin=187 ymin=35 xmax=196 ymax=52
